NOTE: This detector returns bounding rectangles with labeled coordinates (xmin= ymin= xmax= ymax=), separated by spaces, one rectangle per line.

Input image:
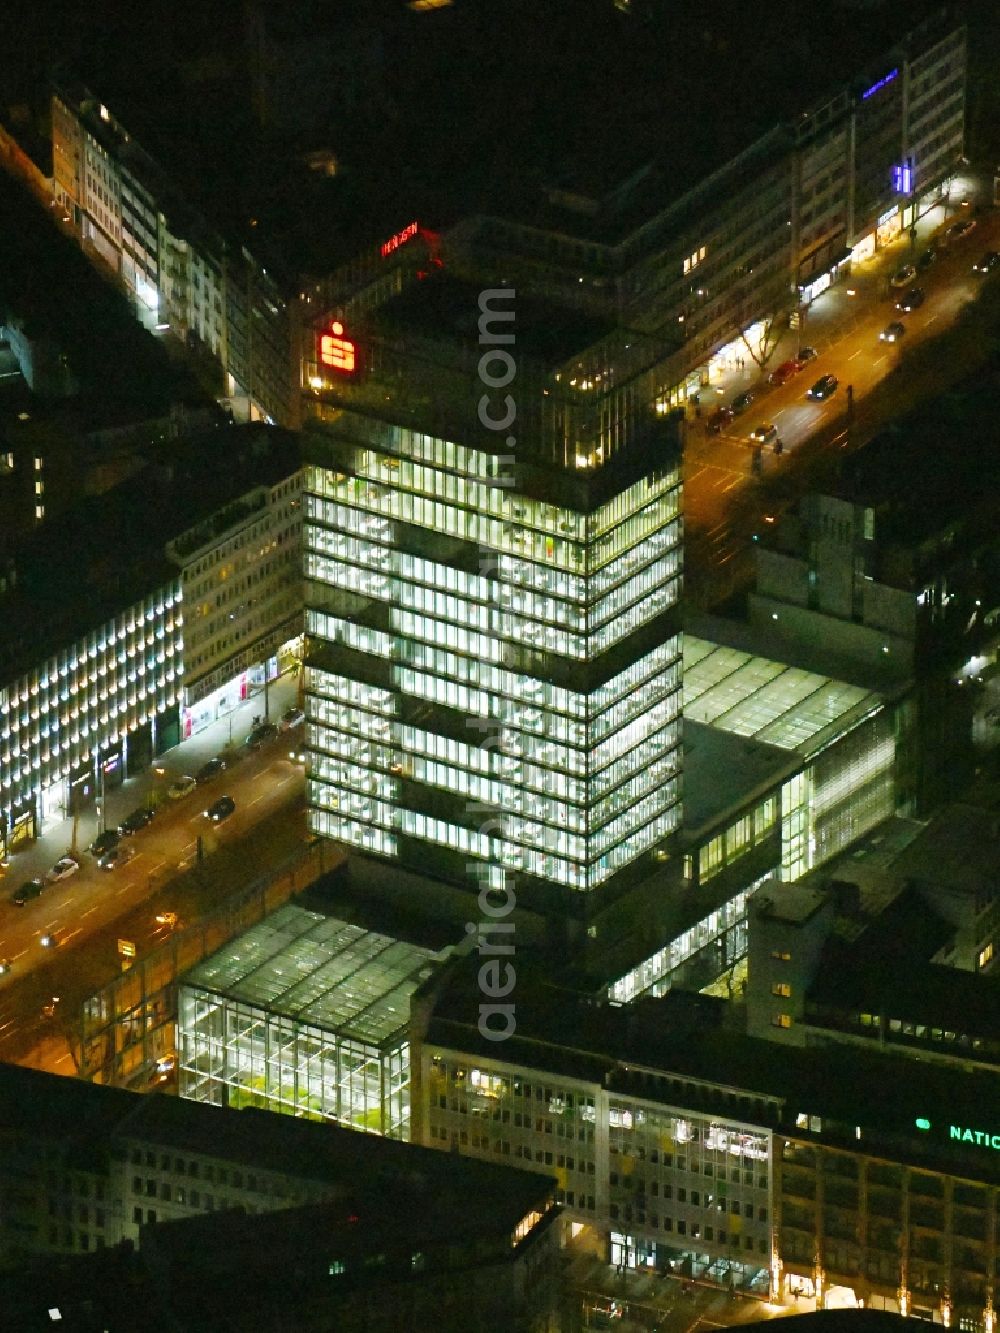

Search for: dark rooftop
xmin=891 ymin=803 xmax=1000 ymax=897
xmin=48 ymin=0 xmax=959 ymax=274
xmin=422 ymin=956 xmax=1000 ymax=1180
xmin=372 ymin=271 xmax=614 ymax=369
xmin=0 ymin=423 xmax=299 ymax=682
xmin=0 ymin=169 xmax=207 ymax=419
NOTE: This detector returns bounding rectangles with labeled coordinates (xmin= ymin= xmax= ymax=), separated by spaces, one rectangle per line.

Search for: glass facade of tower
xmin=303 ymin=407 xmax=683 ymax=896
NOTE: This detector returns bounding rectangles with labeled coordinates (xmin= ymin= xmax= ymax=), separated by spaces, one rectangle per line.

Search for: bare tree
xmin=739 ymin=311 xmax=785 ymax=371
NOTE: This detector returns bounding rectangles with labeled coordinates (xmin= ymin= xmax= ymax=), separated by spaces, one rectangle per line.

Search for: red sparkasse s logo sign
xmin=319 ymin=321 xmax=356 ymax=374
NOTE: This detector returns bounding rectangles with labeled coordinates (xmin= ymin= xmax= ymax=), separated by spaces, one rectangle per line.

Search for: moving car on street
xmin=748 ymin=423 xmax=779 ymax=446
xmin=204 ymin=795 xmax=236 ymax=824
xmin=97 ymin=844 xmax=136 ymax=872
xmin=973 ymin=251 xmax=999 ymax=274
xmin=895 ymin=286 xmax=925 ymax=312
xmin=706 ymin=405 xmax=734 ymax=434
xmin=879 ymin=321 xmax=905 ymax=343
xmin=890 ymin=264 xmax=916 ymax=288
xmin=807 ymin=373 xmax=839 ymax=401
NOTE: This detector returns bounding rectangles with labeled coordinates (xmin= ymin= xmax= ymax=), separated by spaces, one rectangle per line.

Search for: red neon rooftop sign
xmin=319 ymin=321 xmax=356 ymax=374
xmin=381 ymin=221 xmax=418 ymax=258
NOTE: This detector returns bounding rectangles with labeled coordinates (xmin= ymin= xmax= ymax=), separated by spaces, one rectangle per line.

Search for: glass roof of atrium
xmin=183 ymin=904 xmax=444 ymax=1048
xmin=683 ymin=636 xmax=882 ymax=755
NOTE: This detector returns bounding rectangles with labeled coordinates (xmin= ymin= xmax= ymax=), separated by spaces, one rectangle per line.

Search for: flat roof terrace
xmin=683 ymin=635 xmax=884 ymax=758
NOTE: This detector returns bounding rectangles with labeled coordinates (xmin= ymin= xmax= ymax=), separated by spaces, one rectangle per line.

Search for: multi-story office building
xmin=302 ymin=271 xmax=685 ymax=920
xmin=413 ymin=960 xmax=1000 ymax=1328
xmin=0 ymin=518 xmax=181 ymax=851
xmin=51 ymin=85 xmax=296 ymax=427
xmin=602 ymin=620 xmax=907 ymax=1004
xmin=48 ymin=7 xmax=965 ymax=425
xmin=0 ymin=425 xmax=301 ymax=854
xmin=0 ymin=1057 xmax=559 ymax=1333
xmin=166 ymin=454 xmax=303 ymax=737
xmin=747 ymin=811 xmax=1000 ymax=1065
xmin=749 ymin=387 xmax=1000 ymax=810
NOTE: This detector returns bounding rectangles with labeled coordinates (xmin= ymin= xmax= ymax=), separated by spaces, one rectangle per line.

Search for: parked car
xmin=118 ymin=807 xmax=156 ymax=837
xmin=895 ymin=286 xmax=925 ymax=312
xmin=796 ymin=345 xmax=818 ymax=363
xmin=948 ymin=217 xmax=977 ymax=241
xmin=879 ymin=321 xmax=906 ymax=343
xmin=917 ymin=248 xmax=937 ymax=270
xmin=167 ymin=775 xmax=197 ymax=800
xmin=768 ymin=359 xmax=801 ymax=386
xmin=46 ymin=855 xmax=80 ymax=884
xmin=889 ymin=264 xmax=917 ymax=289
xmin=706 ymin=406 xmax=734 ymax=434
xmin=195 ymin=756 xmax=227 ymax=784
xmin=973 ymin=251 xmax=1000 ymax=274
xmin=10 ymin=878 xmax=43 ymax=906
xmin=204 ymin=795 xmax=236 ymax=824
xmin=730 ymin=390 xmax=755 ymax=414
xmin=97 ymin=844 xmax=136 ymax=872
xmin=89 ymin=829 xmax=120 ymax=858
xmin=281 ymin=706 xmax=305 ymax=731
xmin=807 ymin=374 xmax=839 ymax=401
xmin=748 ymin=423 xmax=779 ymax=446
xmin=245 ymin=722 xmax=279 ymax=750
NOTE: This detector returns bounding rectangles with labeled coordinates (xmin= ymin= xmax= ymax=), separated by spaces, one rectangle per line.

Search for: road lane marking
xmin=722 ymin=477 xmax=743 ymax=492
xmin=873 ymin=356 xmax=886 ymax=368
xmin=848 ymin=349 xmax=861 ymax=360
xmin=82 ymin=905 xmax=99 ymax=918
xmin=61 ymin=928 xmax=83 ymax=945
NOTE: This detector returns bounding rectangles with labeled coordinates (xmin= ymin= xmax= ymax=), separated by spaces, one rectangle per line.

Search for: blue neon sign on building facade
xmin=862 ymin=68 xmax=899 ymax=101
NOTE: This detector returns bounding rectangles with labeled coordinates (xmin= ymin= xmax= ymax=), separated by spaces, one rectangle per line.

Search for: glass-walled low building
xmin=177 ymin=903 xmax=447 ymax=1137
xmin=606 ymin=631 xmax=905 ymax=1004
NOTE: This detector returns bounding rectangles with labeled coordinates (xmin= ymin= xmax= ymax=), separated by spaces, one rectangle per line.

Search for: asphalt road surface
xmin=684 ymin=207 xmax=1000 ymax=607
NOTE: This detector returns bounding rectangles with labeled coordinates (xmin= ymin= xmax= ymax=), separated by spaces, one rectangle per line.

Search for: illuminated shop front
xmin=178 ymin=902 xmax=445 ymax=1138
xmin=180 ymin=632 xmax=302 ymax=739
xmin=876 ymin=204 xmax=902 ymax=248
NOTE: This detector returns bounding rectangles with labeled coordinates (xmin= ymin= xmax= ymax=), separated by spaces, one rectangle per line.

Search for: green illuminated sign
xmin=949 ymin=1125 xmax=1000 ymax=1151
xmin=915 ymin=1118 xmax=931 ymax=1131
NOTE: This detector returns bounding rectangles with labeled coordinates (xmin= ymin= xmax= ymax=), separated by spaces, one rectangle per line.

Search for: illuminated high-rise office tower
xmin=301 ymin=254 xmax=684 ymax=919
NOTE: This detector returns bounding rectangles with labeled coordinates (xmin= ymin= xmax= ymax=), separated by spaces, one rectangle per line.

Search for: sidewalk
xmin=698 ymin=173 xmax=989 ymax=410
xmin=1 ymin=671 xmax=300 ymax=887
